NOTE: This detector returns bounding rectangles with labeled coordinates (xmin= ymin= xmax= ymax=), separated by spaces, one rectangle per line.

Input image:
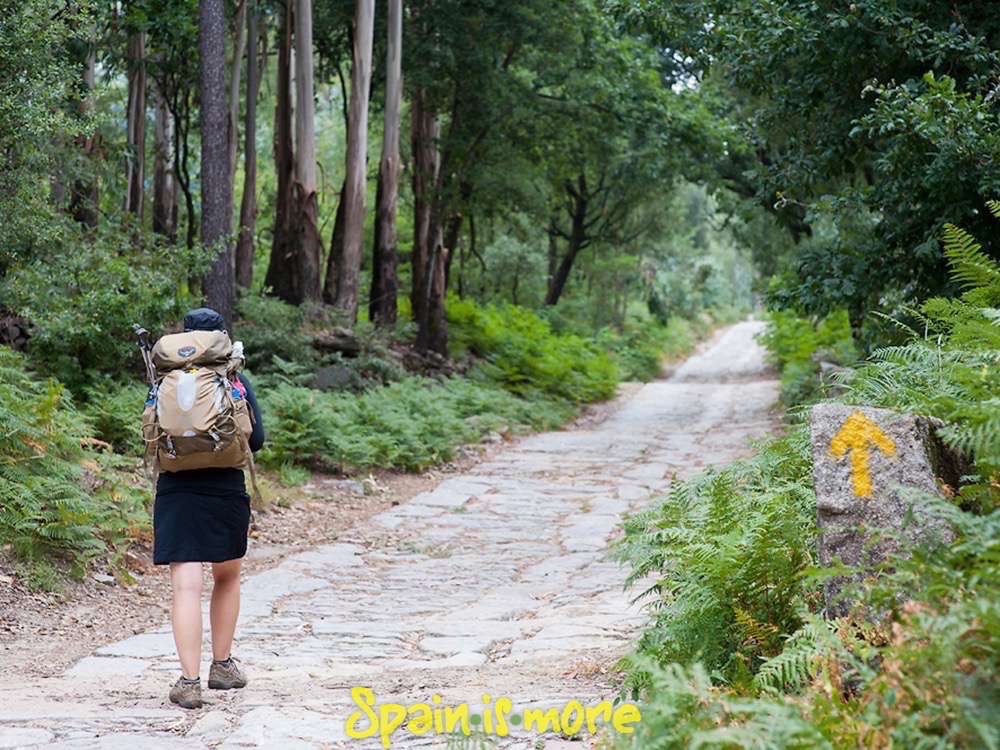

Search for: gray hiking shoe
xmin=208 ymin=656 xmax=247 ymax=690
xmin=169 ymin=676 xmax=203 ymax=709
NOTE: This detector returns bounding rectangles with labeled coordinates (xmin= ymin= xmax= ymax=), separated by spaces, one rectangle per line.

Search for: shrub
xmin=616 ymin=429 xmax=817 ymax=689
xmin=0 ymin=348 xmax=147 ymax=575
xmin=758 ymin=309 xmax=858 ymax=407
xmin=448 ymin=297 xmax=618 ymax=403
xmin=0 ymin=220 xmax=209 ymax=390
xmin=259 ymin=376 xmax=573 ymax=472
xmin=235 ymin=293 xmax=319 ymax=373
xmin=80 ymin=378 xmax=147 ymax=455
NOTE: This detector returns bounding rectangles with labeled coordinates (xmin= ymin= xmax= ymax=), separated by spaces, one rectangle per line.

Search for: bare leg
xmin=210 ymin=558 xmax=242 ymax=661
xmin=169 ymin=562 xmax=203 ymax=679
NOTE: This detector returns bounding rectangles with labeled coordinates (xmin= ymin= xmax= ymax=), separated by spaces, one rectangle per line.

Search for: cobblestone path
xmin=0 ymin=321 xmax=778 ymax=750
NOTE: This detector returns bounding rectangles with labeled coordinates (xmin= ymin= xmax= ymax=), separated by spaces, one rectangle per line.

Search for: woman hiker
xmin=153 ymin=307 xmax=266 ymax=709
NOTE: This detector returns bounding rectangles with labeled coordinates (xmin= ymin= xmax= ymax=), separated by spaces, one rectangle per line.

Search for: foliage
xmin=0 ymin=0 xmax=81 ymax=267
xmin=1 ymin=221 xmax=210 ymax=390
xmin=758 ymin=309 xmax=858 ymax=407
xmin=81 ymin=379 xmax=147 ymax=455
xmin=0 ymin=348 xmax=147 ymax=579
xmin=616 ymin=213 xmax=1000 ymax=747
xmin=448 ymin=297 xmax=618 ymax=403
xmin=258 ymin=376 xmax=573 ymax=472
xmin=235 ymin=293 xmax=320 ymax=373
xmin=616 ymin=430 xmax=817 ymax=689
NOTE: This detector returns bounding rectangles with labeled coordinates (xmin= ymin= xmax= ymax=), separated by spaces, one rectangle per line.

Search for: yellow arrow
xmin=829 ymin=411 xmax=897 ymax=498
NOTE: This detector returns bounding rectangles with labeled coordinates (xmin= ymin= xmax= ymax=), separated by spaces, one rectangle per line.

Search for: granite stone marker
xmin=810 ymin=403 xmax=963 ymax=616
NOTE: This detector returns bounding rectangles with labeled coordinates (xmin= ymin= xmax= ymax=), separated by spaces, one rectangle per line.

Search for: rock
xmin=311 ymin=364 xmax=359 ymax=392
xmin=188 ymin=710 xmax=231 ymax=737
xmin=810 ymin=403 xmax=965 ymax=616
xmin=0 ymin=727 xmax=54 ymax=748
xmin=311 ymin=327 xmax=361 ymax=357
xmin=92 ymin=573 xmax=116 ymax=586
xmin=327 ymin=478 xmax=365 ymax=496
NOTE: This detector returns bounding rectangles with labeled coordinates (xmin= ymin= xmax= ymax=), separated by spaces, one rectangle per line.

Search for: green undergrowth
xmin=616 ymin=208 xmax=1000 ymax=748
xmin=757 ymin=309 xmax=858 ymax=408
xmin=258 ymin=376 xmax=574 ymax=473
xmin=0 ymin=348 xmax=147 ymax=588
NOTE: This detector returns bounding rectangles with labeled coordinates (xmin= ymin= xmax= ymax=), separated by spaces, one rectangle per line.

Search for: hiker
xmin=146 ymin=307 xmax=265 ymax=710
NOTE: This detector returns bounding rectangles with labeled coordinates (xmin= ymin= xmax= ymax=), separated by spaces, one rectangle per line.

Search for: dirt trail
xmin=0 ymin=321 xmax=779 ymax=750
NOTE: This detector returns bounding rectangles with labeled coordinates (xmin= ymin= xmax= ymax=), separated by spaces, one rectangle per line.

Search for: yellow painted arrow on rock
xmin=829 ymin=411 xmax=897 ymax=498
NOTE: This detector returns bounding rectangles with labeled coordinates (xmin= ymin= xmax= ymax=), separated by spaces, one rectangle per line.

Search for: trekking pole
xmin=133 ymin=324 xmax=157 ymax=386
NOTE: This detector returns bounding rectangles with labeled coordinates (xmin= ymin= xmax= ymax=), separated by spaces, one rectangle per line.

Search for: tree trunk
xmin=235 ymin=0 xmax=259 ymax=289
xmin=153 ymin=89 xmax=177 ymax=241
xmin=290 ymin=0 xmax=324 ymax=303
xmin=227 ymin=0 xmax=247 ymax=201
xmin=199 ymin=0 xmax=235 ymax=327
xmin=334 ymin=0 xmax=375 ymax=321
xmin=544 ymin=179 xmax=589 ymax=306
xmin=70 ymin=45 xmax=99 ymax=228
xmin=323 ymin=179 xmax=347 ymax=303
xmin=410 ymin=89 xmax=439 ymax=338
xmin=124 ymin=31 xmax=146 ymax=220
xmin=368 ymin=0 xmax=401 ymax=326
xmin=265 ymin=4 xmax=297 ymax=302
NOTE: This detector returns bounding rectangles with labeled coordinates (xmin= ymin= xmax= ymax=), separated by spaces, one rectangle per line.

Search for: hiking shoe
xmin=169 ymin=676 xmax=203 ymax=709
xmin=208 ymin=656 xmax=247 ymax=690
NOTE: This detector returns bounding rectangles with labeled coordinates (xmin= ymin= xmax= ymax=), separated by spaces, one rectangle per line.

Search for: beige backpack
xmin=141 ymin=330 xmax=259 ymax=495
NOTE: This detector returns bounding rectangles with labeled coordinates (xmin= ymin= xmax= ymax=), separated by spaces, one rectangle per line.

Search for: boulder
xmin=810 ymin=403 xmax=966 ymax=616
xmin=311 ymin=364 xmax=360 ymax=392
xmin=312 ymin=327 xmax=361 ymax=357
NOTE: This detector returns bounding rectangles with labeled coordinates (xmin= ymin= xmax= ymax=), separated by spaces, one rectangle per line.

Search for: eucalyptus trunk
xmin=264 ymin=5 xmax=297 ymax=302
xmin=235 ymin=0 xmax=260 ymax=290
xmin=152 ymin=89 xmax=177 ymax=241
xmin=410 ymin=88 xmax=439 ymax=345
xmin=368 ymin=0 xmax=401 ymax=327
xmin=334 ymin=0 xmax=376 ymax=321
xmin=227 ymin=0 xmax=247 ymax=200
xmin=290 ymin=0 xmax=323 ymax=302
xmin=124 ymin=31 xmax=146 ymax=220
xmin=199 ymin=0 xmax=235 ymax=327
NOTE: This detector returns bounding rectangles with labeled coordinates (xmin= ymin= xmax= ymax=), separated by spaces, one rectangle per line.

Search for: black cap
xmin=183 ymin=308 xmax=226 ymax=332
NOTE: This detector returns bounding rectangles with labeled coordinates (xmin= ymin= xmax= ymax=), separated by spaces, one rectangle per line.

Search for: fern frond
xmin=942 ymin=222 xmax=1000 ymax=291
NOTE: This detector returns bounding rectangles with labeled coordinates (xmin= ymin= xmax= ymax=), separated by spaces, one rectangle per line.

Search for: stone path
xmin=0 ymin=321 xmax=778 ymax=750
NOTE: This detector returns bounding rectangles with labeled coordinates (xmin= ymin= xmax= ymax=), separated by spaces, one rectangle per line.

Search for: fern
xmin=941 ymin=222 xmax=1000 ymax=291
xmin=751 ymin=615 xmax=837 ymax=692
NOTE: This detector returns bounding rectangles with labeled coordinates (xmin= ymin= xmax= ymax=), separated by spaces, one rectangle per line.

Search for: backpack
xmin=141 ymin=330 xmax=259 ymax=495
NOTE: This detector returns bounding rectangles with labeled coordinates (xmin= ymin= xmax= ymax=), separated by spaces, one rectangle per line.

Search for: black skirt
xmin=153 ymin=468 xmax=251 ymax=565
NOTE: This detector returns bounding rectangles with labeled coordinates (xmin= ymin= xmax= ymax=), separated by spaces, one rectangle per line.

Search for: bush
xmin=0 ymin=221 xmax=209 ymax=390
xmin=259 ymin=376 xmax=573 ymax=472
xmin=80 ymin=378 xmax=147 ymax=455
xmin=758 ymin=309 xmax=858 ymax=407
xmin=235 ymin=293 xmax=319 ymax=373
xmin=616 ymin=429 xmax=817 ymax=689
xmin=0 ymin=348 xmax=147 ymax=576
xmin=448 ymin=297 xmax=618 ymax=403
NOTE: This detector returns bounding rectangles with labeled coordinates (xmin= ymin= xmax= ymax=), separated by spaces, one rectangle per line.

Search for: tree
xmin=123 ymin=26 xmax=147 ymax=219
xmin=235 ymin=0 xmax=260 ymax=289
xmin=266 ymin=0 xmax=324 ymax=304
xmin=332 ymin=0 xmax=375 ymax=321
xmin=368 ymin=0 xmax=402 ymax=326
xmin=152 ymin=89 xmax=177 ymax=240
xmin=199 ymin=0 xmax=234 ymax=325
xmin=265 ymin=3 xmax=296 ymax=301
xmin=291 ymin=0 xmax=324 ymax=302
